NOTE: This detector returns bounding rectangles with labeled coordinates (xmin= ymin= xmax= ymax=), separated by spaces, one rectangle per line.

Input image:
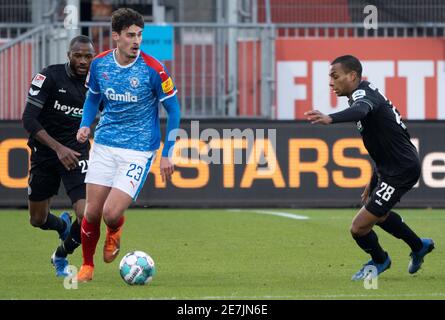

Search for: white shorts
xmin=85 ymin=143 xmax=155 ymax=200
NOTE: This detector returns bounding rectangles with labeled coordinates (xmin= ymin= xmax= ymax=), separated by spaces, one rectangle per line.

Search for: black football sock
xmin=377 ymin=211 xmax=423 ymax=252
xmin=56 ymin=219 xmax=81 ymax=258
xmin=353 ymin=230 xmax=388 ymax=264
xmin=39 ymin=212 xmax=66 ymax=233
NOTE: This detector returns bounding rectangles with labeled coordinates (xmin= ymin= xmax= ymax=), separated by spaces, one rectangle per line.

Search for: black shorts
xmin=365 ymin=167 xmax=420 ymax=217
xmin=28 ymin=156 xmax=88 ymax=204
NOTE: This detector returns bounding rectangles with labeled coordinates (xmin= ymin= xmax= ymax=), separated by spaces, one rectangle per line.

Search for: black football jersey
xmin=25 ymin=63 xmax=89 ymax=159
xmin=348 ymin=81 xmax=420 ymax=176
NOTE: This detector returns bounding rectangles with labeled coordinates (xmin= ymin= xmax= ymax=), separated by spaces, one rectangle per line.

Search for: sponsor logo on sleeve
xmin=161 ymin=77 xmax=174 ymax=94
xmin=31 ymin=73 xmax=46 ymax=88
xmin=352 ymin=89 xmax=366 ymax=101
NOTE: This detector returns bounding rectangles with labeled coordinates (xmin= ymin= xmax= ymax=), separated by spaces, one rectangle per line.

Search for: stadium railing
xmin=1 ymin=22 xmax=445 ymax=120
xmin=0 ymin=25 xmax=48 ymax=120
xmin=0 ymin=23 xmax=37 ymax=40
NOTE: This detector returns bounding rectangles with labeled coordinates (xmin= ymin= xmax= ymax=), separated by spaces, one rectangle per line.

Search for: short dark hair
xmin=331 ymin=55 xmax=362 ymax=79
xmin=111 ymin=8 xmax=144 ymax=34
xmin=69 ymin=35 xmax=94 ymax=50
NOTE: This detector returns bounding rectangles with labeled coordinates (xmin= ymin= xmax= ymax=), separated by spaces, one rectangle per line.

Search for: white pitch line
xmin=227 ymin=209 xmax=309 ymax=220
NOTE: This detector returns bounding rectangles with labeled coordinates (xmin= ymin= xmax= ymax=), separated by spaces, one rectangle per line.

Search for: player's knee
xmin=72 ymin=199 xmax=86 ymax=220
xmin=73 ymin=207 xmax=84 ymax=221
xmin=75 ymin=212 xmax=84 ymax=223
xmin=103 ymin=214 xmax=121 ymax=228
xmin=84 ymin=212 xmax=100 ymax=225
xmin=350 ymin=223 xmax=369 ymax=238
xmin=102 ymin=208 xmax=123 ymax=227
xmin=29 ymin=215 xmax=46 ymax=227
xmin=84 ymin=203 xmax=102 ymax=224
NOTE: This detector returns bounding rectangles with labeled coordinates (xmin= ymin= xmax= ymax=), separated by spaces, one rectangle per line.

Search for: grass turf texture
xmin=0 ymin=209 xmax=443 ymax=300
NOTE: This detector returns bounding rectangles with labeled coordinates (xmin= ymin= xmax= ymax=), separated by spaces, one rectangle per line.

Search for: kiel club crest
xmin=130 ymin=77 xmax=140 ymax=88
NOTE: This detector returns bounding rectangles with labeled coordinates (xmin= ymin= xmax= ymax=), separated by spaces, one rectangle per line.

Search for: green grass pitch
xmin=0 ymin=208 xmax=444 ymax=300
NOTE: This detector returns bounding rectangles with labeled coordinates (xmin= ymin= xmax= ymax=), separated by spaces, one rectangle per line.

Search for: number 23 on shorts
xmin=126 ymin=163 xmax=143 ymax=181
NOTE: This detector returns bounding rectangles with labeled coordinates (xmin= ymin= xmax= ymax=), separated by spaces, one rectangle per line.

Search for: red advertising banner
xmin=276 ymin=38 xmax=445 ymax=120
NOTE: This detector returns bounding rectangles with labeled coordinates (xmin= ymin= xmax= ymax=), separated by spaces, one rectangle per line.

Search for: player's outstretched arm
xmin=160 ymin=94 xmax=181 ymax=182
xmin=77 ymin=90 xmax=101 ymax=143
xmin=306 ymin=101 xmax=372 ymax=125
xmin=304 ymin=110 xmax=333 ymax=125
xmin=329 ymin=100 xmax=372 ymax=124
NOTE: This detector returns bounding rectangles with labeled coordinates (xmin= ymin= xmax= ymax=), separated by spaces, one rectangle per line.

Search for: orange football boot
xmin=76 ymin=264 xmax=94 ymax=282
xmin=103 ymin=227 xmax=122 ymax=263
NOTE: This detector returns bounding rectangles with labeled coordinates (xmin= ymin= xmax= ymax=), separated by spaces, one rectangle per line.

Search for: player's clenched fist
xmin=77 ymin=127 xmax=90 ymax=143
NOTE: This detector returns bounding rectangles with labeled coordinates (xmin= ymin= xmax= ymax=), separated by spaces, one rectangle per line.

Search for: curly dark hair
xmin=111 ymin=8 xmax=144 ymax=34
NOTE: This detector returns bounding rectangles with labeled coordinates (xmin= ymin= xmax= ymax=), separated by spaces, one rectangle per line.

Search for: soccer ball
xmin=119 ymin=251 xmax=156 ymax=285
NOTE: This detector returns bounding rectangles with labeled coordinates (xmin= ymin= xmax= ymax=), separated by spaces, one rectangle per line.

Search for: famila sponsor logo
xmin=105 ymin=88 xmax=138 ymax=102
